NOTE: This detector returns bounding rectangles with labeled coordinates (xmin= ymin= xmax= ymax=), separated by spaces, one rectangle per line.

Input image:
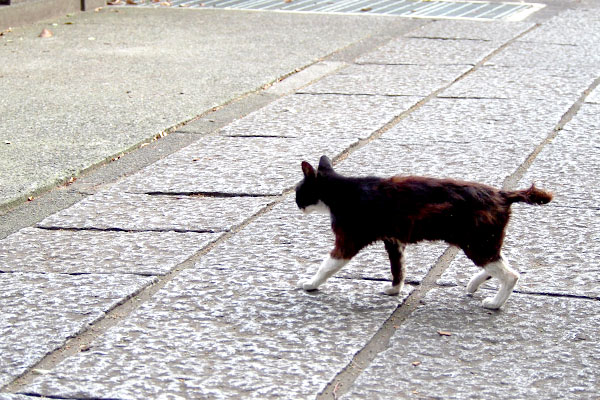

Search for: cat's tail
xmin=502 ymin=184 xmax=553 ymax=205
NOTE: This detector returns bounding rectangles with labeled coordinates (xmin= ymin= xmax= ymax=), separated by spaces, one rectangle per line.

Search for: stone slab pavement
xmin=1 ymin=2 xmax=600 ymax=399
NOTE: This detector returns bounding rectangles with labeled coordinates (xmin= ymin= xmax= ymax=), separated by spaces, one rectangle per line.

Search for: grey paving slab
xmin=195 ymin=195 xmax=446 ymax=284
xmin=218 ymin=93 xmax=420 ymax=141
xmin=440 ymin=65 xmax=597 ymax=104
xmin=336 ymin=134 xmax=533 ymax=188
xmin=406 ymin=19 xmax=533 ymax=42
xmin=343 ymin=287 xmax=600 ymax=399
xmin=112 ymin=134 xmax=357 ymax=195
xmin=0 ymin=272 xmax=155 ymax=388
xmin=356 ymin=37 xmax=498 ymax=66
xmin=518 ymin=8 xmax=600 ymax=46
xmin=0 ymin=395 xmax=36 ymax=400
xmin=37 ymin=191 xmax=272 ymax=232
xmin=0 ymin=227 xmax=216 ymax=275
xmin=23 ymin=255 xmax=405 ymax=398
xmin=300 ymin=64 xmax=471 ymax=96
xmin=487 ymin=41 xmax=600 ymax=71
xmin=381 ymin=97 xmax=562 ymax=146
xmin=439 ymin=205 xmax=600 ymax=299
xmin=586 ymin=85 xmax=600 ymax=104
xmin=516 ymin=103 xmax=600 ymax=208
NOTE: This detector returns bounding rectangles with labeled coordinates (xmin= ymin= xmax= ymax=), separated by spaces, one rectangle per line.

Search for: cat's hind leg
xmin=480 ymin=255 xmax=519 ymax=310
xmin=298 ymin=255 xmax=349 ymax=291
xmin=382 ymin=240 xmax=406 ymax=296
xmin=466 ymin=268 xmax=492 ymax=295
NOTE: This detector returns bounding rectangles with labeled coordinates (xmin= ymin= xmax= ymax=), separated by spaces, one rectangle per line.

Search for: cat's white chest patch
xmin=302 ymin=200 xmax=330 ymax=215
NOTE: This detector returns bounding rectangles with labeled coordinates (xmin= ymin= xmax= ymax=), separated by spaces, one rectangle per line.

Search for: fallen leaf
xmin=360 ymin=7 xmax=372 ymax=11
xmin=107 ymin=0 xmax=122 ymax=4
xmin=94 ymin=6 xmax=103 ymax=11
xmin=126 ymin=0 xmax=139 ymax=4
xmin=284 ymin=0 xmax=293 ymax=3
xmin=64 ymin=21 xmax=74 ymax=25
xmin=39 ymin=28 xmax=53 ymax=38
xmin=437 ymin=330 xmax=452 ymax=336
xmin=160 ymin=1 xmax=172 ymax=6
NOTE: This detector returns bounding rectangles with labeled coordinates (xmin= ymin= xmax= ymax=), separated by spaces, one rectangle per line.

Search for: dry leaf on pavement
xmin=39 ymin=28 xmax=53 ymax=38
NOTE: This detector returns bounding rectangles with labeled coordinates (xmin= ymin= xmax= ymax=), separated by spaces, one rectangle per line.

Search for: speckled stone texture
xmin=219 ymin=93 xmax=420 ymax=140
xmin=587 ymin=86 xmax=600 ymax=104
xmin=0 ymin=273 xmax=155 ymax=387
xmin=517 ymin=8 xmax=600 ymax=46
xmin=22 ymin=228 xmax=407 ymax=399
xmin=334 ymin=132 xmax=527 ymax=188
xmin=37 ymin=191 xmax=272 ymax=232
xmin=0 ymin=394 xmax=36 ymax=400
xmin=488 ymin=41 xmax=600 ymax=70
xmin=111 ymin=134 xmax=359 ymax=195
xmin=440 ymin=65 xmax=597 ymax=104
xmin=406 ymin=20 xmax=533 ymax=42
xmin=356 ymin=37 xmax=498 ymax=66
xmin=0 ymin=227 xmax=216 ymax=275
xmin=300 ymin=64 xmax=471 ymax=96
xmin=372 ymin=97 xmax=563 ymax=146
xmin=343 ymin=287 xmax=600 ymax=399
xmin=517 ymin=103 xmax=600 ymax=208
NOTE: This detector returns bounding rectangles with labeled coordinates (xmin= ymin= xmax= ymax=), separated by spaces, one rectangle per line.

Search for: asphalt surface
xmin=1 ymin=1 xmax=600 ymax=399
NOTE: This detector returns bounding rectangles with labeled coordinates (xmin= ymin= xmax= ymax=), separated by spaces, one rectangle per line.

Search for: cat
xmin=295 ymin=155 xmax=553 ymax=309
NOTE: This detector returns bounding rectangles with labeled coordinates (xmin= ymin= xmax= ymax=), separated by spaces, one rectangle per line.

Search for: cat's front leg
xmin=383 ymin=240 xmax=406 ymax=296
xmin=298 ymin=255 xmax=349 ymax=291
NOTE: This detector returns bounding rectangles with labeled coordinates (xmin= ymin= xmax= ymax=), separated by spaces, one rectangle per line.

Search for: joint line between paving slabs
xmin=35 ymin=226 xmax=224 ymax=234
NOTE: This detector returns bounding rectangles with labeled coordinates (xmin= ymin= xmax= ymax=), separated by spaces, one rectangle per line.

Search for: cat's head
xmin=295 ymin=155 xmax=334 ymax=214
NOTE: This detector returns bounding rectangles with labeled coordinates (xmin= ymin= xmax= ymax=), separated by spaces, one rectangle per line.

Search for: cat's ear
xmin=301 ymin=161 xmax=316 ymax=179
xmin=318 ymin=155 xmax=334 ymax=173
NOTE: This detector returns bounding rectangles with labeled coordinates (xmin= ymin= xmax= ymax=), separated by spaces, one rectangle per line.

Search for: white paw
xmin=466 ymin=280 xmax=479 ymax=295
xmin=382 ymin=283 xmax=402 ymax=296
xmin=298 ymin=279 xmax=318 ymax=291
xmin=482 ymin=297 xmax=502 ymax=310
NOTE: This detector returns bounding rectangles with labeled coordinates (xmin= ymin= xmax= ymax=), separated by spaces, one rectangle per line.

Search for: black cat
xmin=295 ymin=155 xmax=552 ymax=309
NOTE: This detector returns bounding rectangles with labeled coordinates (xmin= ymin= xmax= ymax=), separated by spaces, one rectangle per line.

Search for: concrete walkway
xmin=1 ymin=2 xmax=599 ymax=399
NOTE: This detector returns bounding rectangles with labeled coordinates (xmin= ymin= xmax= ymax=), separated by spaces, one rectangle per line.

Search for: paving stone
xmin=0 ymin=394 xmax=37 ymax=400
xmin=488 ymin=41 xmax=600 ymax=71
xmin=518 ymin=8 xmax=600 ymax=46
xmin=587 ymin=85 xmax=600 ymax=104
xmin=0 ymin=272 xmax=155 ymax=388
xmin=440 ymin=65 xmax=597 ymax=105
xmin=343 ymin=287 xmax=600 ymax=399
xmin=194 ymin=195 xmax=446 ymax=284
xmin=112 ymin=134 xmax=357 ymax=195
xmin=0 ymin=227 xmax=216 ymax=275
xmin=219 ymin=93 xmax=420 ymax=141
xmin=299 ymin=64 xmax=471 ymax=96
xmin=356 ymin=37 xmax=498 ymax=66
xmin=379 ymin=97 xmax=562 ymax=146
xmin=438 ymin=205 xmax=600 ymax=299
xmin=38 ymin=191 xmax=271 ymax=232
xmin=406 ymin=19 xmax=533 ymax=42
xmin=23 ymin=255 xmax=405 ymax=398
xmin=517 ymin=103 xmax=600 ymax=208
xmin=335 ymin=133 xmax=532 ymax=188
